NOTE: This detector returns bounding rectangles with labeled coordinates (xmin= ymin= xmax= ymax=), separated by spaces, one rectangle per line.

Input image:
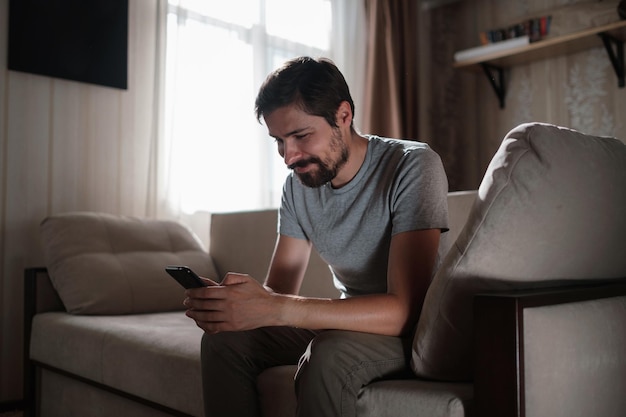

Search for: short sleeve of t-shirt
xmin=388 ymin=143 xmax=449 ymax=236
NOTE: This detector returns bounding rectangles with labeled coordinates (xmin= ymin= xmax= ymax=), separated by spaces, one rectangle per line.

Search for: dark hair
xmin=254 ymin=56 xmax=355 ymax=129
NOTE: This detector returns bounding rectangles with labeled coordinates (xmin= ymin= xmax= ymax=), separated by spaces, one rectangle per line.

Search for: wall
xmin=423 ymin=0 xmax=626 ymax=191
xmin=0 ymin=0 xmax=164 ymax=402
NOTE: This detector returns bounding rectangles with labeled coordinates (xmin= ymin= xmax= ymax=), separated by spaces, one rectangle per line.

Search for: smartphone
xmin=165 ymin=265 xmax=208 ymax=289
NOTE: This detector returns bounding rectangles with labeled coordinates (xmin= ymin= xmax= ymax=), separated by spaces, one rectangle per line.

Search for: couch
xmin=24 ymin=123 xmax=626 ymax=417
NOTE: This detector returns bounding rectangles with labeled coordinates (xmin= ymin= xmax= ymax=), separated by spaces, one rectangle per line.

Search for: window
xmin=165 ymin=0 xmax=333 ymax=213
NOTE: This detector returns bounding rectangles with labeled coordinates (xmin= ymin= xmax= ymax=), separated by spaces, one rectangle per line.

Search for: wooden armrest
xmin=473 ymin=280 xmax=626 ymax=417
xmin=24 ymin=267 xmax=64 ymax=316
xmin=23 ymin=267 xmax=65 ymax=416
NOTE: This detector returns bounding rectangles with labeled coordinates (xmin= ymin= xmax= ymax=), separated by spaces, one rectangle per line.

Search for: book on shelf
xmin=454 ymin=35 xmax=530 ymax=62
xmin=480 ymin=15 xmax=552 ymax=45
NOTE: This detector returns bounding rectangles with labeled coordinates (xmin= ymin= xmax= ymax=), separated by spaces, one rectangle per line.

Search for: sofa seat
xmin=31 ymin=309 xmax=474 ymax=417
xmin=257 ymin=365 xmax=473 ymax=417
xmin=356 ymin=379 xmax=473 ymax=417
xmin=30 ymin=311 xmax=204 ymax=417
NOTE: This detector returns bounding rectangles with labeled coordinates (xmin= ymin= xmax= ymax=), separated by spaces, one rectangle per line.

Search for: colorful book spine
xmin=479 ymin=15 xmax=552 ymax=45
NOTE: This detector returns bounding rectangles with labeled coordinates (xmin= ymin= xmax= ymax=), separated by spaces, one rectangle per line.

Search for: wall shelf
xmin=453 ymin=20 xmax=626 ymax=108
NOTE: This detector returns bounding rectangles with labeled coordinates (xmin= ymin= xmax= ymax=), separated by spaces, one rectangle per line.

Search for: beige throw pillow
xmin=40 ymin=212 xmax=218 ymax=315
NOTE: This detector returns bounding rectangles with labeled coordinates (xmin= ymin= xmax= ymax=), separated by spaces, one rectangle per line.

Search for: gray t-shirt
xmin=279 ymin=135 xmax=449 ymax=298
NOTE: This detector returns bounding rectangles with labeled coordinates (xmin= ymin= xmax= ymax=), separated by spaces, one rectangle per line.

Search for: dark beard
xmin=290 ymin=130 xmax=349 ymax=188
xmin=294 ymin=157 xmax=340 ymax=188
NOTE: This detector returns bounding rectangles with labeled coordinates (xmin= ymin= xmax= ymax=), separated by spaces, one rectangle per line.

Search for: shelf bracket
xmin=481 ymin=63 xmax=505 ymax=109
xmin=598 ymin=32 xmax=625 ymax=88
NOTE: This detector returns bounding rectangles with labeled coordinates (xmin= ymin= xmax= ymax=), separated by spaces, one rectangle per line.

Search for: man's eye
xmin=295 ymin=133 xmax=309 ymax=140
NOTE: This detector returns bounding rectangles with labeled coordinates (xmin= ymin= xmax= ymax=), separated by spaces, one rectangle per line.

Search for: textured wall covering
xmin=419 ymin=3 xmax=482 ymax=191
xmin=422 ymin=0 xmax=626 ymax=191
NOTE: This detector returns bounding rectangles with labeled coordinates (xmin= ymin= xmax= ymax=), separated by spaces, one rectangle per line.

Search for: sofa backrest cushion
xmin=411 ymin=122 xmax=626 ymax=381
xmin=40 ymin=212 xmax=218 ymax=315
xmin=209 ymin=209 xmax=339 ymax=298
xmin=439 ymin=191 xmax=477 ymax=257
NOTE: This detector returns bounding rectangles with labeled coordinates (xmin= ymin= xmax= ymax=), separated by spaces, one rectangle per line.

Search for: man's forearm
xmin=271 ymin=292 xmax=416 ymax=337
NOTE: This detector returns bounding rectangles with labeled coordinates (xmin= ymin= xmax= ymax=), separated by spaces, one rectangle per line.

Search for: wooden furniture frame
xmin=474 ymin=281 xmax=626 ymax=416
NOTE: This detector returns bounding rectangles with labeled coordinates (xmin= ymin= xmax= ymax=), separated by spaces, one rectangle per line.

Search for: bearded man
xmin=185 ymin=56 xmax=449 ymax=417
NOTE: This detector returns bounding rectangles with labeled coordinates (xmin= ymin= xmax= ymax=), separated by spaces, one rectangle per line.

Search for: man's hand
xmin=184 ymin=273 xmax=280 ymax=334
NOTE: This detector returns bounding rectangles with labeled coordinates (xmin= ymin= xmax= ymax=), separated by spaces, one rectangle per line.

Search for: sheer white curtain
xmin=162 ymin=0 xmax=366 ymax=215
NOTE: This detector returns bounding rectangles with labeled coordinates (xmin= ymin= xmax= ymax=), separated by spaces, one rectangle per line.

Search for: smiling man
xmin=185 ymin=56 xmax=449 ymax=417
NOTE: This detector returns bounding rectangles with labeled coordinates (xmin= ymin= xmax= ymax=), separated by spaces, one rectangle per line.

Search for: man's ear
xmin=335 ymin=101 xmax=352 ymax=127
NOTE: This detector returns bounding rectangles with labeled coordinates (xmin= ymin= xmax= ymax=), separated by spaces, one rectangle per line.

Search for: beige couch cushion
xmin=209 ymin=209 xmax=339 ymax=298
xmin=257 ymin=366 xmax=474 ymax=417
xmin=40 ymin=212 xmax=218 ymax=314
xmin=30 ymin=311 xmax=205 ymax=416
xmin=412 ymin=123 xmax=626 ymax=381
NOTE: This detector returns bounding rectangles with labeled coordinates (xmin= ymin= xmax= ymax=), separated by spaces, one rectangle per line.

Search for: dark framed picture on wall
xmin=7 ymin=0 xmax=129 ymax=90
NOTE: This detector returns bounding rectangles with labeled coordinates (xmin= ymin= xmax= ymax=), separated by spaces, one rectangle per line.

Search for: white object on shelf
xmin=454 ymin=36 xmax=530 ymax=62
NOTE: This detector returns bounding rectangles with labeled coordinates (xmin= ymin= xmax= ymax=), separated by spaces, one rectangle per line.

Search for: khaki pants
xmin=201 ymin=327 xmax=413 ymax=417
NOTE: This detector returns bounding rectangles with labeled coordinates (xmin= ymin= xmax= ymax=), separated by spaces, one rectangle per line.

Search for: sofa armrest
xmin=24 ymin=267 xmax=65 ymax=316
xmin=474 ymin=280 xmax=626 ymax=417
xmin=23 ymin=267 xmax=65 ymax=416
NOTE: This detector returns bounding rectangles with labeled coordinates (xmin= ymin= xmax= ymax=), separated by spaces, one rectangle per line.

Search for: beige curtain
xmin=360 ymin=0 xmax=482 ymax=192
xmin=362 ymin=0 xmax=420 ymax=140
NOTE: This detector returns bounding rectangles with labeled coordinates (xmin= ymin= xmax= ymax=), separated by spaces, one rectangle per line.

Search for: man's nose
xmin=283 ymin=140 xmax=302 ymax=166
